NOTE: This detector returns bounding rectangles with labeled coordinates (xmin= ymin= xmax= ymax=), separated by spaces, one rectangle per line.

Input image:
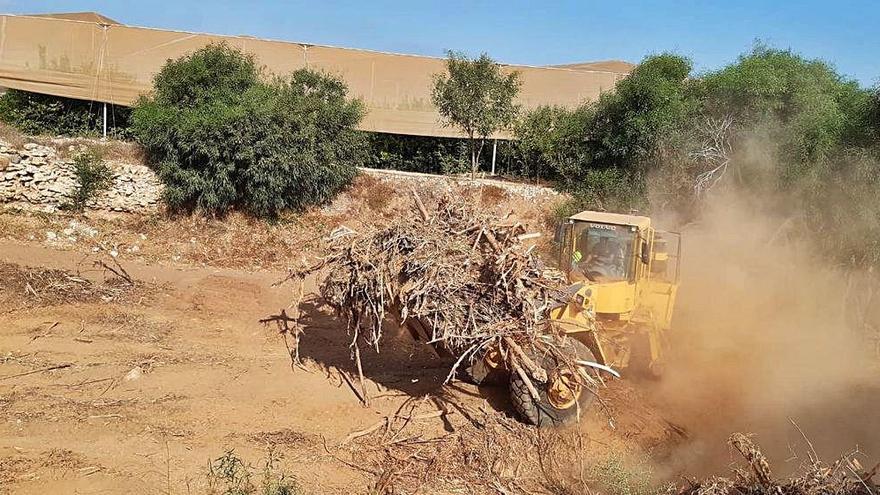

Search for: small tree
xmin=432 ymin=51 xmax=521 ymax=177
xmin=131 ymin=43 xmax=366 ymax=218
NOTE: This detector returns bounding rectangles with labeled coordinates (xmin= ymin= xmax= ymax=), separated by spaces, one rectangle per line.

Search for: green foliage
xmin=208 ymin=450 xmax=300 ymax=495
xmin=512 ymin=105 xmax=571 ymax=181
xmin=0 ymin=89 xmax=130 ymax=137
xmin=698 ymin=44 xmax=874 ymax=164
xmin=520 ymin=42 xmax=879 ymax=268
xmin=432 ymin=51 xmax=521 ymax=174
xmin=585 ymin=53 xmax=695 ymax=171
xmin=552 ymin=168 xmax=647 ymax=221
xmin=62 ymin=149 xmax=112 ymax=212
xmin=514 ymin=53 xmax=694 ymax=208
xmin=151 ymin=44 xmax=261 ymax=110
xmin=799 ymin=150 xmax=880 ymax=268
xmin=586 ymin=454 xmax=654 ymax=495
xmin=131 ymin=43 xmax=366 ymax=218
xmin=868 ymin=87 xmax=880 ymax=143
xmin=365 ymin=132 xmax=470 ymax=174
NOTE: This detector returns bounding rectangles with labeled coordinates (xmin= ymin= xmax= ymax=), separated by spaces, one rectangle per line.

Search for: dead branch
xmin=691 ymin=114 xmax=734 ymax=196
xmin=94 ymin=256 xmax=134 ymax=285
xmin=0 ymin=362 xmax=73 ymax=381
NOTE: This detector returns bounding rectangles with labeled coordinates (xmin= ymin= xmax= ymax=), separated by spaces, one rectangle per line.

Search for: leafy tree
xmin=432 ymin=51 xmax=521 ymax=177
xmin=698 ymin=44 xmax=873 ymax=165
xmin=131 ymin=43 xmax=366 ymax=218
xmin=515 ymin=53 xmax=695 ymax=211
xmin=513 ymin=105 xmax=571 ymax=181
xmin=584 ymin=53 xmax=695 ymax=172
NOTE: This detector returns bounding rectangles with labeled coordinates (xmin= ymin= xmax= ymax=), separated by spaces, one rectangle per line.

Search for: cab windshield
xmin=570 ymin=222 xmax=636 ymax=282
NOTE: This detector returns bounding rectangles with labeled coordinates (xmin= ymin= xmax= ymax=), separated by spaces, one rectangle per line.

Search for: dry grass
xmin=347 ymin=174 xmax=397 ymax=213
xmin=49 ymin=137 xmax=146 ymax=161
xmin=0 ymin=122 xmax=145 ymax=161
xmin=111 ymin=211 xmax=334 ymax=269
xmin=479 ymin=184 xmax=510 ymax=207
xmin=0 ymin=261 xmax=150 ymax=309
xmin=0 ymin=123 xmax=26 ymax=148
xmin=0 ymin=208 xmax=337 ymax=270
xmin=89 ymin=308 xmax=173 ymax=343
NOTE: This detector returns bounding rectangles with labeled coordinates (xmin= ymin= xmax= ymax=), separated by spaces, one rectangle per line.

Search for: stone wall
xmin=0 ymin=140 xmax=557 ymax=215
xmin=0 ymin=141 xmax=162 ymax=212
xmin=359 ymin=167 xmax=558 ymax=199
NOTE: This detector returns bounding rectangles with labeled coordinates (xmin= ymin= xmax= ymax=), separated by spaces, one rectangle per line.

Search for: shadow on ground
xmin=283 ymin=299 xmax=513 ymax=413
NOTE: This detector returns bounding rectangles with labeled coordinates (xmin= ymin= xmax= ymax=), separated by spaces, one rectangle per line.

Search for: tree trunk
xmin=469 ymin=134 xmax=477 ymax=179
xmin=476 ymin=139 xmax=486 ymax=177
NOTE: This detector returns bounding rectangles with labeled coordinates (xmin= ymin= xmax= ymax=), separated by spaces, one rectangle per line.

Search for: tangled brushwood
xmin=329 ymin=394 xmax=594 ymax=495
xmin=284 ymin=192 xmax=602 ymax=415
xmin=679 ymin=433 xmax=879 ymax=495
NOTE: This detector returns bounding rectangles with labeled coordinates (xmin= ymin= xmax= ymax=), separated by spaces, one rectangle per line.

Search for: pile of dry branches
xmin=286 ymin=192 xmax=596 ymax=402
xmin=679 ymin=433 xmax=878 ymax=495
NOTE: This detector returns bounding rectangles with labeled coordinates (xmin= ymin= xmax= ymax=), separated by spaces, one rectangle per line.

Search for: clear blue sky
xmin=7 ymin=0 xmax=880 ymax=86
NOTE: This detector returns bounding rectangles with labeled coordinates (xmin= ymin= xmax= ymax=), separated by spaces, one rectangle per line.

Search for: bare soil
xmin=0 ymin=183 xmax=680 ymax=493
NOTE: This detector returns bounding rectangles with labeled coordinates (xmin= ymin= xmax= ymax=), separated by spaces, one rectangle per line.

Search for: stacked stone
xmin=99 ymin=162 xmax=164 ymax=212
xmin=0 ymin=141 xmax=163 ymax=213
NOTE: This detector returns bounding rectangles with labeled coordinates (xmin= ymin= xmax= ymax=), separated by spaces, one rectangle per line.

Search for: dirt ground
xmin=0 ymin=182 xmax=684 ymax=494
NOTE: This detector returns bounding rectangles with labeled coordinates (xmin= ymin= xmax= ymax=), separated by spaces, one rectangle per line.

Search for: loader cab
xmin=556 ymin=211 xmax=680 ymax=326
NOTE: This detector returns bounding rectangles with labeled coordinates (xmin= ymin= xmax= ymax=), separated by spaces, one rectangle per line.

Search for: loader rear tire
xmin=509 ymin=339 xmax=596 ymax=427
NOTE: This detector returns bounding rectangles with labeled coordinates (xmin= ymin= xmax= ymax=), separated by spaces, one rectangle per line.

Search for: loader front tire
xmin=463 ymin=356 xmax=508 ymax=385
xmin=509 ymin=339 xmax=596 ymax=427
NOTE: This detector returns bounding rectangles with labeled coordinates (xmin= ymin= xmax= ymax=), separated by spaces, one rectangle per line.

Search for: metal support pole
xmin=491 ymin=139 xmax=498 ymax=176
xmin=102 ymin=102 xmax=107 ymax=139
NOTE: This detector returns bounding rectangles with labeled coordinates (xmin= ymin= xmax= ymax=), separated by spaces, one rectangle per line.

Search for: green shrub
xmin=365 ymin=132 xmax=470 ymax=174
xmin=207 ymin=449 xmax=300 ymax=495
xmin=131 ymin=43 xmax=366 ymax=218
xmin=0 ymin=89 xmax=131 ymax=137
xmin=513 ymin=54 xmax=695 ymax=209
xmin=551 ymin=168 xmax=647 ymax=223
xmin=62 ymin=149 xmax=112 ymax=211
xmin=698 ymin=44 xmax=874 ymax=165
xmin=511 ymin=105 xmax=571 ymax=181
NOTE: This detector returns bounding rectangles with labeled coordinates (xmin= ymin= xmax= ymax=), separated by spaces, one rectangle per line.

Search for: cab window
xmin=569 ymin=222 xmax=635 ymax=282
xmin=651 ymin=232 xmax=681 ymax=283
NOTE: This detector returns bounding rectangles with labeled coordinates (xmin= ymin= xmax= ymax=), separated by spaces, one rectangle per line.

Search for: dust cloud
xmin=649 ymin=186 xmax=880 ymax=477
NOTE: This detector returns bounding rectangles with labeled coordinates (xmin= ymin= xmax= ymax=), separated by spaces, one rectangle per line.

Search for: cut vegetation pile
xmin=680 ymin=433 xmax=879 ymax=495
xmin=282 ymin=192 xmax=603 ymax=417
xmin=0 ymin=260 xmax=143 ymax=309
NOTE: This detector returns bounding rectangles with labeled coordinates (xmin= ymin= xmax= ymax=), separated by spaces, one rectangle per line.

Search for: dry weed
xmin=479 ymin=184 xmax=510 ymax=207
xmin=347 ymin=174 xmax=396 ymax=212
xmin=0 ymin=262 xmax=148 ymax=309
xmin=0 ymin=123 xmax=26 ymax=148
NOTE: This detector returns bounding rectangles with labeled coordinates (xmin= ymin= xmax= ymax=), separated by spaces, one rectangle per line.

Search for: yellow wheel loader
xmin=467 ymin=210 xmax=681 ymax=426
